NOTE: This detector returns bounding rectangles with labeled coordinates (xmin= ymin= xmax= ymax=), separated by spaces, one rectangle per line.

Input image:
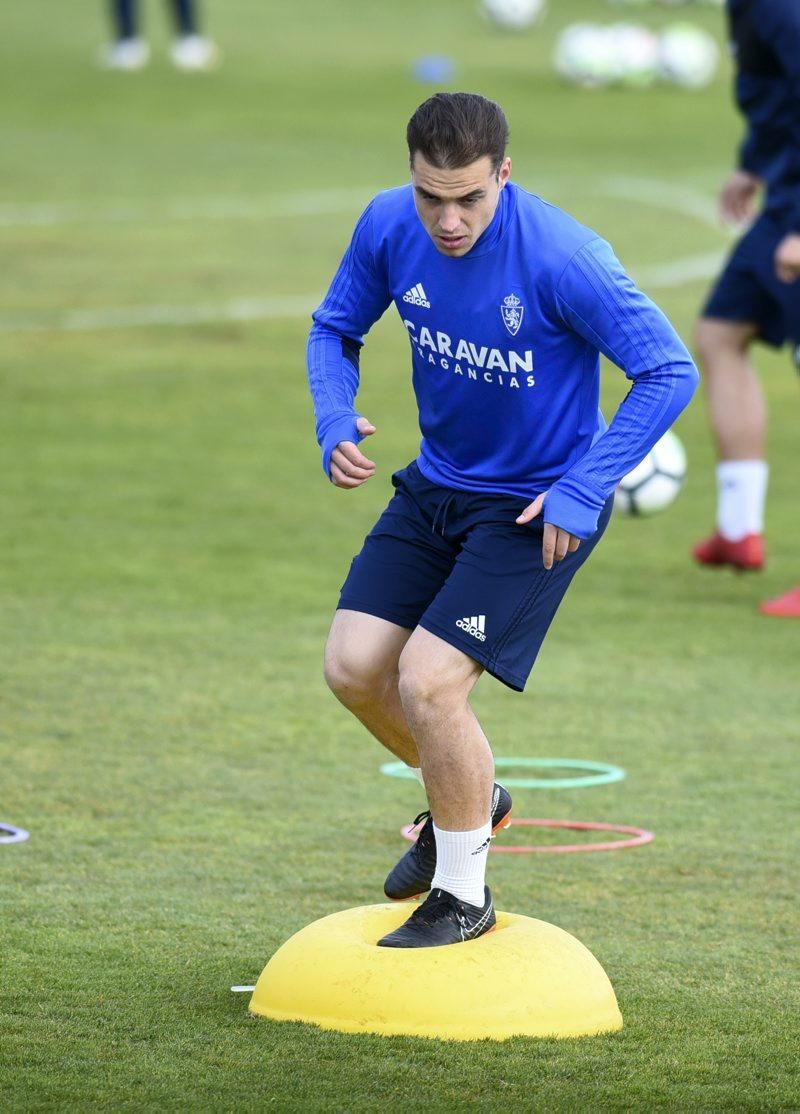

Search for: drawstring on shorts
xmin=431 ymin=492 xmax=456 ymax=538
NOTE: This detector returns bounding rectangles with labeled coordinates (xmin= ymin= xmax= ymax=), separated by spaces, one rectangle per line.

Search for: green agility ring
xmin=380 ymin=757 xmax=626 ymax=790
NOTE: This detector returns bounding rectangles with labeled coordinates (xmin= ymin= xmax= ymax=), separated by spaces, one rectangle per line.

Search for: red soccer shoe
xmin=759 ymin=586 xmax=800 ymax=618
xmin=692 ymin=531 xmax=765 ymax=572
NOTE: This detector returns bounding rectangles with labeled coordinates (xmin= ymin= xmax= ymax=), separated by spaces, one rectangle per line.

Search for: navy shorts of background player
xmin=705 ymin=0 xmax=800 ymax=368
xmin=705 ymin=214 xmax=800 ymax=368
xmin=307 ymin=177 xmax=699 ymax=686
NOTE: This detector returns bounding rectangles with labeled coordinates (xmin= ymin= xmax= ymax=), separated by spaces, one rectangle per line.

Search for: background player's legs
xmin=693 ymin=317 xmax=767 ymax=567
xmin=102 ymin=0 xmax=150 ymax=69
xmin=112 ymin=0 xmax=137 ymax=39
xmin=167 ymin=0 xmax=218 ymax=70
xmin=324 ymin=609 xmax=419 ymax=768
xmin=695 ymin=318 xmax=764 ymax=459
xmin=168 ymin=0 xmax=198 ymax=35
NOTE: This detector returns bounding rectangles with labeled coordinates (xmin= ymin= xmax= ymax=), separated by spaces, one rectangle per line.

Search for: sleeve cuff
xmin=318 ymin=413 xmax=362 ymax=477
xmin=542 ymin=481 xmax=607 ymax=540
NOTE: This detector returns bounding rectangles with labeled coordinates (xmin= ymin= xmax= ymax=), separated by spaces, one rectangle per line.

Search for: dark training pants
xmin=111 ymin=0 xmax=198 ymax=38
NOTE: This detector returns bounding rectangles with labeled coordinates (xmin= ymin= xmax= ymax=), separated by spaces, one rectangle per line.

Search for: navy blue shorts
xmin=338 ymin=462 xmax=613 ymax=692
xmin=703 ymin=212 xmax=800 ymax=351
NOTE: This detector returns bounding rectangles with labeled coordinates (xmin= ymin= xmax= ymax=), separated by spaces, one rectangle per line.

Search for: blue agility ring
xmin=380 ymin=757 xmax=626 ymax=790
xmin=0 ymin=822 xmax=29 ymax=844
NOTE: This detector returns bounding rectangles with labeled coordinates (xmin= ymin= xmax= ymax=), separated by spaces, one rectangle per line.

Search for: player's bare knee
xmin=397 ymin=656 xmax=460 ymax=720
xmin=695 ymin=318 xmax=754 ymax=370
xmin=693 ymin=319 xmax=713 ymax=369
xmin=322 ymin=647 xmax=364 ymax=702
xmin=694 ymin=319 xmax=729 ymax=371
xmin=323 ymin=641 xmax=384 ymax=707
xmin=397 ymin=666 xmax=436 ymax=720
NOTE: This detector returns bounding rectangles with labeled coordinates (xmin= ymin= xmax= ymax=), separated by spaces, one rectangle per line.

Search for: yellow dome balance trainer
xmin=249 ymin=903 xmax=622 ymax=1041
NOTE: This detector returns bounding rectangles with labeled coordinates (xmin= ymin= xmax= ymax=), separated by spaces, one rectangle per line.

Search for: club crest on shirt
xmin=501 ymin=293 xmax=524 ymax=337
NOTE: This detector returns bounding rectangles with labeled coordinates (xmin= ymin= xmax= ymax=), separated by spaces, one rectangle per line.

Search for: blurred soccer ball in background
xmin=555 ymin=19 xmax=719 ymax=90
xmin=480 ymin=0 xmax=547 ymax=30
xmin=553 ymin=23 xmax=617 ymax=87
xmin=554 ymin=22 xmax=659 ymax=88
xmin=607 ymin=23 xmax=660 ymax=86
xmin=658 ymin=23 xmax=720 ymax=87
xmin=614 ymin=429 xmax=688 ymax=515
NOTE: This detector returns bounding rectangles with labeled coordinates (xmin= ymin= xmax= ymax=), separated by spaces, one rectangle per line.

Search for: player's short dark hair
xmin=407 ymin=92 xmax=509 ymax=174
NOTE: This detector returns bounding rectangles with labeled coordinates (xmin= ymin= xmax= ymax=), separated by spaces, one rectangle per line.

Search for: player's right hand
xmin=719 ymin=170 xmax=761 ymax=225
xmin=330 ymin=417 xmax=377 ymax=488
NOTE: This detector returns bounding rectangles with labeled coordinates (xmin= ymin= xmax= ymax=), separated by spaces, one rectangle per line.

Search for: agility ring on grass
xmin=381 ymin=757 xmax=626 ymax=789
xmin=0 ymin=822 xmax=29 ymax=844
xmin=401 ymin=817 xmax=653 ymax=854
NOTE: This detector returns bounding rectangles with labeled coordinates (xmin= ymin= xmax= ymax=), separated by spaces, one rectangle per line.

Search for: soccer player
xmin=692 ymin=0 xmax=800 ymax=617
xmin=308 ymin=93 xmax=698 ymax=948
xmin=100 ymin=0 xmax=218 ymax=72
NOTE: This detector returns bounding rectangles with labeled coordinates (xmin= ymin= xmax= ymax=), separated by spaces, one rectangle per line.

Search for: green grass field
xmin=1 ymin=1 xmax=798 ymax=1109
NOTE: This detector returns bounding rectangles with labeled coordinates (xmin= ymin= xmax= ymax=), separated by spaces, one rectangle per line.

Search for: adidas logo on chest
xmin=402 ymin=283 xmax=431 ymax=308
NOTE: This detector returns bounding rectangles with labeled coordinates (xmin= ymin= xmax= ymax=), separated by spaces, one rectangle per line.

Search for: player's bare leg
xmin=397 ymin=628 xmax=493 ymax=831
xmin=323 ymin=609 xmax=419 ymax=767
xmin=694 ymin=318 xmax=764 ymax=459
xmin=692 ymin=318 xmax=767 ymax=570
xmin=325 ymin=610 xmax=511 ymax=913
xmin=378 ymin=628 xmax=498 ymax=947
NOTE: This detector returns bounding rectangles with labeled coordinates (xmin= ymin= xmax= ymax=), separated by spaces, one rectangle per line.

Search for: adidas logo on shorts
xmin=456 ymin=614 xmax=486 ymax=642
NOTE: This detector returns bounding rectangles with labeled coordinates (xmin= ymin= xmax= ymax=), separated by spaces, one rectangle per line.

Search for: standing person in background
xmin=100 ymin=0 xmax=218 ymax=72
xmin=692 ymin=0 xmax=800 ymax=617
xmin=308 ymin=93 xmax=698 ymax=949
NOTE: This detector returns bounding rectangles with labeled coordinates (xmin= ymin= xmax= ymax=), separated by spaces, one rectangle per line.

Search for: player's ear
xmin=498 ymin=157 xmax=512 ymax=188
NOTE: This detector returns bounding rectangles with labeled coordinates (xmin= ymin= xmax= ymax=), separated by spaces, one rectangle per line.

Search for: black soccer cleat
xmin=377 ymin=886 xmax=496 ymax=948
xmin=383 ymin=782 xmax=512 ymax=901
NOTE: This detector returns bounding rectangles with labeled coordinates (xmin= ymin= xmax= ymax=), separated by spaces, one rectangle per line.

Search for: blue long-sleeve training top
xmin=307 ymin=181 xmax=699 ymax=539
xmin=728 ymin=0 xmax=800 ymax=230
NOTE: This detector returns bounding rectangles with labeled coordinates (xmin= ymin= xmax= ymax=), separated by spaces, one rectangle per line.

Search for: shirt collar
xmin=463 ymin=181 xmax=515 ymax=259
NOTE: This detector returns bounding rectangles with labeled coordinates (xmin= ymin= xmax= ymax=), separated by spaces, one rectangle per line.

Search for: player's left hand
xmin=516 ymin=493 xmax=581 ymax=570
xmin=775 ymin=234 xmax=800 ymax=283
xmin=329 ymin=417 xmax=377 ymax=488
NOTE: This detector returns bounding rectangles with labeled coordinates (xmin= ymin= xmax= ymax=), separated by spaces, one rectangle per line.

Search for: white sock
xmin=430 ymin=821 xmax=491 ymax=907
xmin=408 ymin=766 xmax=425 ymax=788
xmin=717 ymin=460 xmax=768 ymax=541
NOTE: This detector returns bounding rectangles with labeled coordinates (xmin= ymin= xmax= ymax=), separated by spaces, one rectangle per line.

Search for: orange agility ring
xmin=402 ymin=817 xmax=653 ymax=854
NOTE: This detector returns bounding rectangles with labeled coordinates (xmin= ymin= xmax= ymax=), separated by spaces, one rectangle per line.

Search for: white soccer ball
xmin=658 ymin=23 xmax=720 ymax=88
xmin=554 ymin=24 xmax=617 ymax=87
xmin=480 ymin=0 xmax=547 ymax=30
xmin=553 ymin=23 xmax=595 ymax=82
xmin=614 ymin=429 xmax=688 ymax=516
xmin=608 ymin=23 xmax=660 ymax=86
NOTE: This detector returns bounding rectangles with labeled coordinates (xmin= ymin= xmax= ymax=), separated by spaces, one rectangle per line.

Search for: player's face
xmin=411 ymin=153 xmax=512 ymax=257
